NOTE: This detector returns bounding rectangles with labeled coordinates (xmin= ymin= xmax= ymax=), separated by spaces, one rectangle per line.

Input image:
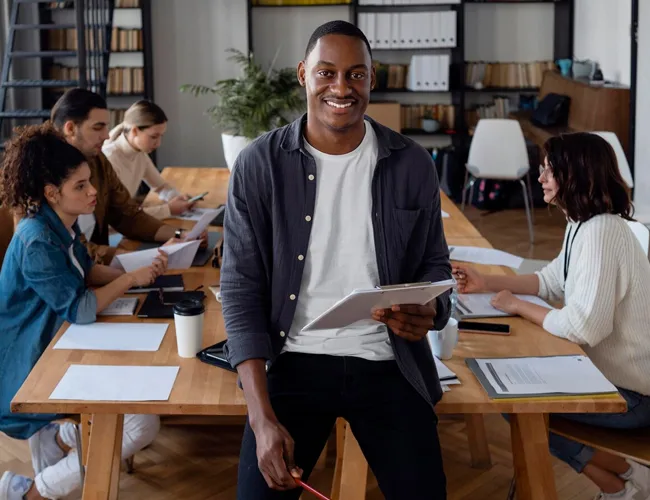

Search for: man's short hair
xmin=305 ymin=20 xmax=372 ymax=59
xmin=50 ymin=88 xmax=108 ymax=128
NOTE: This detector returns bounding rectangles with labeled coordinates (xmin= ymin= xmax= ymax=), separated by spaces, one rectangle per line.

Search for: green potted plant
xmin=180 ymin=48 xmax=304 ymax=170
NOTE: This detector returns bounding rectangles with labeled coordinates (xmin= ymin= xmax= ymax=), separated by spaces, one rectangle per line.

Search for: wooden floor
xmin=1 ymin=206 xmax=597 ymax=499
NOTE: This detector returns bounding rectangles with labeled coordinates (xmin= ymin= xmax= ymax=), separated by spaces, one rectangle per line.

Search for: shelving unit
xmin=246 ymin=0 xmax=574 ymax=146
xmin=44 ymin=0 xmax=154 ymax=129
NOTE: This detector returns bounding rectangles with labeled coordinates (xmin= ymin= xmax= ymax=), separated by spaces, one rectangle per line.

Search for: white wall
xmin=634 ymin=0 xmax=650 ymax=221
xmin=152 ymin=0 xmax=247 ymax=168
xmin=574 ymin=0 xmax=631 ymax=85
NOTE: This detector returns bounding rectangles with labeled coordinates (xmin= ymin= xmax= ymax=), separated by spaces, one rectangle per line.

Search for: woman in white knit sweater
xmin=454 ymin=133 xmax=650 ymax=500
xmin=102 ymin=100 xmax=195 ymax=219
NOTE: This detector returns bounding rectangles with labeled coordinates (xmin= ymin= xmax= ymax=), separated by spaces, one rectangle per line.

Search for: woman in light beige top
xmin=102 ymin=100 xmax=195 ymax=219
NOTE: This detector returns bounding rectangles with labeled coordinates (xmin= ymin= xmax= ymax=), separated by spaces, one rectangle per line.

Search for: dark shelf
xmin=358 ymin=4 xmax=461 ymax=13
xmin=111 ymin=50 xmax=143 ymax=53
xmin=373 ymin=88 xmax=455 ymax=93
xmin=251 ymin=2 xmax=352 ymax=6
xmin=107 ymin=93 xmax=145 ymax=97
xmin=401 ymin=128 xmax=456 ymax=136
xmin=373 ymin=46 xmax=457 ymax=52
xmin=465 ymin=0 xmax=566 ymax=3
xmin=464 ymin=86 xmax=539 ymax=92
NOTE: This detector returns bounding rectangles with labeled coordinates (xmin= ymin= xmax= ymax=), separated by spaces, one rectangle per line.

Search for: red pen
xmin=295 ymin=478 xmax=331 ymax=500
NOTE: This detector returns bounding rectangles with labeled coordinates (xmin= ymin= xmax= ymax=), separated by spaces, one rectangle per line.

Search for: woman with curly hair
xmin=0 ymin=125 xmax=167 ymax=500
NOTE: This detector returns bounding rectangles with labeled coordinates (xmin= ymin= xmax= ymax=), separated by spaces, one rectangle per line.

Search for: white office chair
xmin=627 ymin=220 xmax=650 ymax=257
xmin=592 ymin=131 xmax=634 ymax=189
xmin=461 ymin=119 xmax=535 ymax=243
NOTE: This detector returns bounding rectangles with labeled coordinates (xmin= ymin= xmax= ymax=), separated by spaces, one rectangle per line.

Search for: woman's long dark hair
xmin=543 ymin=132 xmax=634 ymax=222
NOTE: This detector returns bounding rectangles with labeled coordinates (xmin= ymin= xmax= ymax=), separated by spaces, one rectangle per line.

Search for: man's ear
xmin=62 ymin=119 xmax=76 ymax=138
xmin=297 ymin=61 xmax=306 ymax=87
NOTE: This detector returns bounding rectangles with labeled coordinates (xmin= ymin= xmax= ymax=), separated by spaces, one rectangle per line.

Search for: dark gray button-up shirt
xmin=221 ymin=114 xmax=452 ymax=406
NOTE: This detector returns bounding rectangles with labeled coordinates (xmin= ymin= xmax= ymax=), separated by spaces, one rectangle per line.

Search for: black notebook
xmin=196 ymin=340 xmax=236 ymax=373
xmin=125 ymin=274 xmax=184 ymax=294
xmin=136 ymin=290 xmax=206 ymax=318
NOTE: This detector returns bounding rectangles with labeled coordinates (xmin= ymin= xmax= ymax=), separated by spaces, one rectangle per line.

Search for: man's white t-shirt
xmin=282 ymin=121 xmax=394 ymax=361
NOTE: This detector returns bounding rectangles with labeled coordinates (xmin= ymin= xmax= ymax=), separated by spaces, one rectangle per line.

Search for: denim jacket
xmin=221 ymin=115 xmax=452 ymax=407
xmin=0 ymin=204 xmax=97 ymax=439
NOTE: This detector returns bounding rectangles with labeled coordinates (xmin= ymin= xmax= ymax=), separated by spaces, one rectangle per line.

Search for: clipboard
xmin=301 ymin=279 xmax=455 ymax=332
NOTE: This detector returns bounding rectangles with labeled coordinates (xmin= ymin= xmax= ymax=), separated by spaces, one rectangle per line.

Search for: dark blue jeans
xmin=236 ymin=352 xmax=447 ymax=499
xmin=549 ymin=388 xmax=650 ymax=472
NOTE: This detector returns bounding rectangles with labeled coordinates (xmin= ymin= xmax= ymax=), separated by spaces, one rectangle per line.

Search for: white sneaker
xmin=624 ymin=459 xmax=650 ymax=499
xmin=593 ymin=480 xmax=645 ymax=500
xmin=0 ymin=471 xmax=33 ymax=500
xmin=28 ymin=422 xmax=66 ymax=475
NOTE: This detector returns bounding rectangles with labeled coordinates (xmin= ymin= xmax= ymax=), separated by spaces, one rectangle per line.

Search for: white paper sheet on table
xmin=50 ymin=365 xmax=180 ymax=401
xmin=434 ymin=355 xmax=457 ymax=381
xmin=97 ymin=297 xmax=139 ymax=316
xmin=185 ymin=208 xmax=220 ymax=240
xmin=449 ymin=246 xmax=523 ymax=269
xmin=301 ymin=279 xmax=455 ymax=331
xmin=173 ymin=207 xmax=222 ymax=222
xmin=110 ymin=240 xmax=200 ymax=272
xmin=475 ymin=355 xmax=617 ymax=396
xmin=441 ymin=210 xmax=450 ymax=218
xmin=457 ymin=293 xmax=552 ymax=318
xmin=54 ymin=323 xmax=168 ymax=351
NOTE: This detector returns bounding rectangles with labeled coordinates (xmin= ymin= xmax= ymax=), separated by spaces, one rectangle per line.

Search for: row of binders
xmin=359 ymin=11 xmax=457 ymax=50
xmin=360 ymin=0 xmax=460 ymax=4
xmin=407 ymin=55 xmax=450 ymax=91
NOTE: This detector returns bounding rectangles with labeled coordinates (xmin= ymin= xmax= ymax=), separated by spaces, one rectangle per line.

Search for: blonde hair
xmin=107 ymin=100 xmax=168 ymax=142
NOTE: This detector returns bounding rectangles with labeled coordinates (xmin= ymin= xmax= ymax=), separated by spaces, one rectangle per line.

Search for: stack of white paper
xmin=457 ymin=293 xmax=552 ymax=318
xmin=54 ymin=323 xmax=168 ymax=351
xmin=475 ymin=356 xmax=617 ymax=397
xmin=110 ymin=240 xmax=201 ymax=272
xmin=434 ymin=356 xmax=461 ymax=392
xmin=174 ymin=207 xmax=221 ymax=222
xmin=50 ymin=365 xmax=180 ymax=401
xmin=98 ymin=297 xmax=139 ymax=316
xmin=449 ymin=246 xmax=523 ymax=269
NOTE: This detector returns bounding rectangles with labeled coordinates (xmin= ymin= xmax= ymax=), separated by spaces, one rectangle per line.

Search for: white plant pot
xmin=222 ymin=134 xmax=252 ymax=171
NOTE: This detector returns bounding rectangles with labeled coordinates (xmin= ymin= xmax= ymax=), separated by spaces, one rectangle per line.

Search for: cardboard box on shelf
xmin=365 ymin=102 xmax=401 ymax=132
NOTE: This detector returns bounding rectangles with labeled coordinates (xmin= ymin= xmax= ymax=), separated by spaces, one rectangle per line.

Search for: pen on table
xmin=295 ymin=478 xmax=331 ymax=500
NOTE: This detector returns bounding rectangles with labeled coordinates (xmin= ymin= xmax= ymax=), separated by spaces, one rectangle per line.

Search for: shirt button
xmin=305 ymin=215 xmax=312 ymax=222
xmin=280 ymin=331 xmax=286 ymax=338
xmin=308 ymin=174 xmax=315 ymax=181
xmin=290 ymin=294 xmax=296 ymax=300
xmin=298 ymin=254 xmax=304 ymax=261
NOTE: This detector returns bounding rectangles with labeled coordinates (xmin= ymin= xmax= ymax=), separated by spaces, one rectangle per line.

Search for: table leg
xmin=82 ymin=414 xmax=124 ymax=500
xmin=331 ymin=419 xmax=367 ymax=500
xmin=510 ymin=413 xmax=557 ymax=500
xmin=465 ymin=414 xmax=492 ymax=469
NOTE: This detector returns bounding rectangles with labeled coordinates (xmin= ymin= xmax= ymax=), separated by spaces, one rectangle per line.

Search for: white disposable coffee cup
xmin=173 ymin=299 xmax=205 ymax=358
xmin=427 ymin=318 xmax=459 ymax=360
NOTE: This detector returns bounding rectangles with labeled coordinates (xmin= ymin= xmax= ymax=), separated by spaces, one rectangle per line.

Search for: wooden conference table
xmin=12 ymin=167 xmax=625 ymax=500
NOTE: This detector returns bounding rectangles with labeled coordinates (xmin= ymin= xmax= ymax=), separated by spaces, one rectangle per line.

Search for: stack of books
xmin=465 ymin=61 xmax=557 ymax=89
xmin=107 ymin=67 xmax=145 ymax=95
xmin=466 ymin=97 xmax=512 ymax=133
xmin=110 ymin=28 xmax=143 ymax=51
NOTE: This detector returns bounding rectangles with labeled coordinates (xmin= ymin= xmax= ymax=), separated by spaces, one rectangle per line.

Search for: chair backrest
xmin=626 ymin=220 xmax=650 ymax=257
xmin=467 ymin=119 xmax=530 ymax=180
xmin=592 ymin=131 xmax=634 ymax=189
xmin=0 ymin=207 xmax=15 ymax=270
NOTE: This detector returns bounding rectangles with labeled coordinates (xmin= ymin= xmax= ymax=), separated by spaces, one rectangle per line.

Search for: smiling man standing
xmin=221 ymin=21 xmax=451 ymax=499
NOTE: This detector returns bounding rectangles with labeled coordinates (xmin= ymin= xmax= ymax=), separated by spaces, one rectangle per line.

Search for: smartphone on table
xmin=188 ymin=192 xmax=209 ymax=203
xmin=458 ymin=321 xmax=511 ymax=335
